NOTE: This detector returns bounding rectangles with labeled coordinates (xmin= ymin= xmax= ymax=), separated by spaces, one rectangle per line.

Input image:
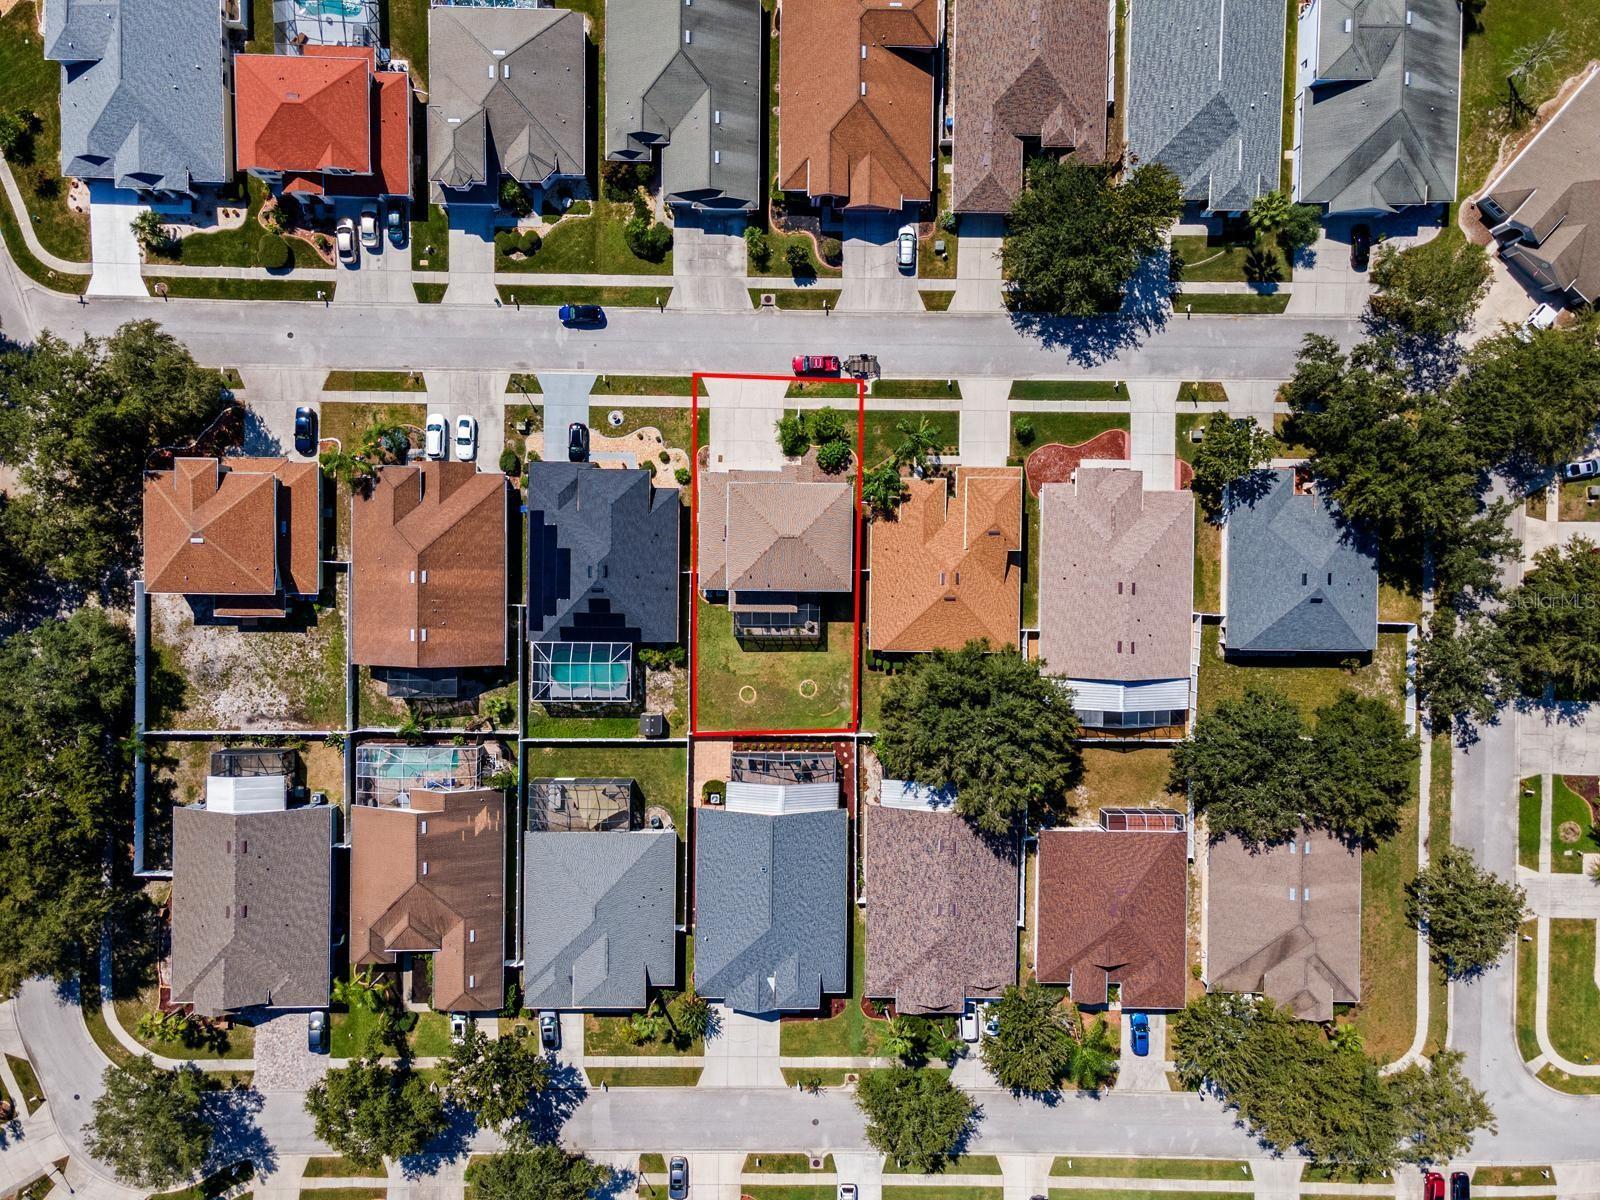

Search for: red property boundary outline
xmin=688 ymin=371 xmax=866 ymax=739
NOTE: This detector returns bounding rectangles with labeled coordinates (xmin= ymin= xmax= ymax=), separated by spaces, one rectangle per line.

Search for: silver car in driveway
xmin=668 ymin=1156 xmax=688 ymax=1199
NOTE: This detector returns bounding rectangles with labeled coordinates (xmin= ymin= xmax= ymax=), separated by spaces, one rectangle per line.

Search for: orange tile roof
xmin=224 ymin=457 xmax=321 ymax=597
xmin=235 ymin=49 xmax=372 ymax=175
xmin=351 ymin=462 xmax=508 ymax=669
xmin=868 ymin=468 xmax=1021 ymax=652
xmin=778 ymin=0 xmax=936 ymax=209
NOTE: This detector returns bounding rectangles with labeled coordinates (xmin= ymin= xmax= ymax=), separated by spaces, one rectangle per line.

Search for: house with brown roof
xmin=143 ymin=457 xmax=322 ymax=619
xmin=865 ymin=789 xmax=1019 ymax=1014
xmin=949 ymin=0 xmax=1109 ymax=213
xmin=1205 ymin=829 xmax=1360 ymax=1021
xmin=234 ymin=45 xmax=412 ymax=200
xmin=350 ymin=787 xmax=505 ymax=1013
xmin=696 ymin=459 xmax=855 ymax=640
xmin=1036 ymin=827 xmax=1188 ymax=1010
xmin=777 ymin=0 xmax=937 ymax=211
xmin=869 ymin=468 xmax=1021 ymax=653
xmin=1039 ymin=468 xmax=1193 ymax=733
xmin=351 ymin=462 xmax=509 ymax=682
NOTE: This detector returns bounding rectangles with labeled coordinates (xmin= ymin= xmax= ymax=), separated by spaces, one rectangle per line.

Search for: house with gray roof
xmin=694 ymin=806 xmax=848 ymax=1012
xmin=427 ymin=5 xmax=587 ymax=203
xmin=1224 ymin=468 xmax=1377 ymax=655
xmin=1293 ymin=0 xmax=1460 ymax=214
xmin=604 ymin=0 xmax=762 ymax=212
xmin=526 ymin=462 xmax=680 ymax=705
xmin=1126 ymin=0 xmax=1284 ymax=212
xmin=522 ymin=829 xmax=677 ymax=1010
xmin=46 ymin=0 xmax=232 ymax=196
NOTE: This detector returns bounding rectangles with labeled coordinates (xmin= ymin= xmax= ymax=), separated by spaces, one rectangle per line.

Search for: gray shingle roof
xmin=46 ymin=0 xmax=230 ymax=192
xmin=694 ymin=807 xmax=848 ymax=1012
xmin=603 ymin=0 xmax=762 ymax=211
xmin=526 ymin=463 xmax=680 ymax=646
xmin=1126 ymin=0 xmax=1284 ymax=211
xmin=1225 ymin=468 xmax=1377 ymax=654
xmin=427 ymin=6 xmax=587 ymax=191
xmin=1296 ymin=0 xmax=1460 ymax=213
xmin=168 ymin=805 xmax=333 ymax=1017
xmin=522 ymin=830 xmax=677 ymax=1010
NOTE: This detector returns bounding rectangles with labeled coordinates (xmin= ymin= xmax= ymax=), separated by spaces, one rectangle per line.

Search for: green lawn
xmin=1009 ymin=380 xmax=1129 ymax=401
xmin=1518 ymin=775 xmax=1542 ymax=870
xmin=871 ymin=379 xmax=962 ymax=400
xmin=1378 ymin=576 xmax=1424 ymax=624
xmin=743 ymin=1188 xmax=836 ymax=1200
xmin=1194 ymin=509 xmax=1221 ymax=613
xmin=410 ymin=204 xmax=450 ymax=272
xmin=1551 ymin=776 xmax=1600 ymax=872
xmin=1171 ymin=233 xmax=1292 ymax=284
xmin=1516 ymin=919 xmax=1540 ymax=1061
xmin=1540 ymin=1063 xmax=1600 ymax=1094
xmin=146 ymin=276 xmax=332 ymax=301
xmin=499 ymin=284 xmax=670 ymax=306
xmin=510 ymin=202 xmax=673 ymax=274
xmin=1022 ymin=487 xmax=1039 ymax=627
xmin=694 ymin=596 xmax=856 ymax=733
xmin=1197 ymin=625 xmax=1408 ymax=719
xmin=0 ymin=4 xmax=90 ymax=262
xmin=385 ymin=0 xmax=430 ymax=88
xmin=1471 ymin=1168 xmax=1555 ymax=1187
xmin=328 ymin=1006 xmax=451 ymax=1058
xmin=585 ymin=1066 xmax=703 ymax=1086
xmin=523 ymin=745 xmax=688 ymax=843
xmin=920 ymin=291 xmax=955 ymax=311
xmin=152 ymin=178 xmax=295 ymax=268
xmin=1546 ymin=918 xmax=1600 ymax=1065
xmin=297 ymin=1189 xmax=384 ymax=1200
xmin=324 ymin=371 xmax=426 ymax=392
xmin=4 ymin=1053 xmax=42 ymax=1110
xmin=778 ymin=911 xmax=882 ymax=1056
xmin=1075 ymin=748 xmax=1177 ymax=816
xmin=302 ymin=1157 xmax=383 ymax=1180
xmin=742 ymin=1154 xmax=836 ymax=1174
xmin=1010 ymin=411 xmax=1131 ymax=463
xmin=749 ymin=230 xmax=841 ymax=278
xmin=1177 ymin=382 xmax=1229 ymax=406
xmin=862 ymin=410 xmax=959 ymax=468
xmin=150 ymin=1163 xmax=255 ymax=1200
xmin=785 ymin=382 xmax=860 ymax=400
xmin=1426 ymin=733 xmax=1452 ymax=1056
xmin=413 ymin=282 xmax=447 ymax=303
xmin=589 ymin=403 xmax=705 ymax=453
xmin=585 ymin=993 xmax=704 ymax=1058
xmin=917 ymin=230 xmax=958 ymax=280
xmin=112 ymin=996 xmax=255 ymax=1060
xmin=1049 ymin=1159 xmax=1251 ymax=1180
xmin=0 ymin=168 xmax=87 ymax=293
xmin=1177 ymin=292 xmax=1291 ymax=314
xmin=1559 ymin=481 xmax=1600 ymax=521
xmin=751 ymin=288 xmax=842 ymax=310
xmin=592 ymin=374 xmax=695 ymax=396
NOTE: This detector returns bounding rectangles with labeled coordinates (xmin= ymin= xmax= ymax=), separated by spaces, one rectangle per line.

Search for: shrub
xmin=776 ymin=413 xmax=810 ymax=457
xmin=658 ymin=450 xmax=670 ymax=464
xmin=494 ymin=230 xmax=519 ymax=255
xmin=675 ymin=467 xmax=691 ymax=486
xmin=256 ymin=233 xmax=291 ymax=270
xmin=937 ymin=210 xmax=957 ymax=234
xmin=1014 ymin=418 xmax=1035 ymax=446
xmin=518 ymin=228 xmax=542 ymax=256
xmin=820 ymin=236 xmax=843 ymax=262
xmin=639 ymin=646 xmax=687 ymax=670
xmin=498 ymin=176 xmax=532 ymax=217
xmin=701 ymin=778 xmax=726 ymax=802
xmin=601 ymin=159 xmax=651 ymax=202
xmin=625 ymin=216 xmax=672 ymax=262
xmin=745 ymin=226 xmax=772 ymax=270
xmin=816 ymin=438 xmax=852 ymax=474
xmin=784 ymin=242 xmax=812 ymax=273
xmin=807 ymin=406 xmax=849 ymax=444
xmin=566 ymin=199 xmax=592 ymax=215
xmin=498 ymin=446 xmax=522 ymax=475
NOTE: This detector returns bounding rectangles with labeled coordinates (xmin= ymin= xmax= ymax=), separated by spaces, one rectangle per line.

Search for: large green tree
xmin=1367 ymin=236 xmax=1491 ymax=340
xmin=1000 ymin=159 xmax=1182 ymax=316
xmin=855 ymin=1067 xmax=977 ymax=1173
xmin=463 ymin=1141 xmax=611 ymax=1200
xmin=1306 ymin=691 xmax=1418 ymax=846
xmin=1388 ymin=1050 xmax=1496 ymax=1165
xmin=979 ymin=981 xmax=1078 ymax=1094
xmin=1416 ymin=610 xmax=1512 ymax=734
xmin=1451 ymin=318 xmax=1600 ymax=468
xmin=303 ymin=1053 xmax=446 ymax=1169
xmin=1170 ymin=688 xmax=1310 ymax=847
xmin=1190 ymin=416 xmax=1276 ymax=516
xmin=1496 ymin=538 xmax=1600 ymax=699
xmin=0 ymin=609 xmax=135 ymax=995
xmin=1406 ymin=847 xmax=1526 ymax=977
xmin=876 ymin=643 xmax=1081 ymax=833
xmin=83 ymin=1057 xmax=212 ymax=1189
xmin=441 ymin=1024 xmax=549 ymax=1131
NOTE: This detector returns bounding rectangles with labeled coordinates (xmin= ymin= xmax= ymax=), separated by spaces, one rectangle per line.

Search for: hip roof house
xmin=1293 ymin=0 xmax=1461 ymax=214
xmin=949 ymin=0 xmax=1110 ymax=213
xmin=777 ymin=0 xmax=937 ymax=211
xmin=1126 ymin=0 xmax=1285 ymax=211
xmin=604 ymin=0 xmax=762 ymax=211
xmin=46 ymin=0 xmax=232 ymax=195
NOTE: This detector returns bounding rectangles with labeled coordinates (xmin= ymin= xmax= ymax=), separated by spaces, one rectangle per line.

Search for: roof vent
xmin=1342 ymin=16 xmax=1352 ymax=30
xmin=502 ymin=64 xmax=510 ymax=78
xmin=861 ymin=43 xmax=867 ymax=58
xmin=860 ymin=81 xmax=867 ymax=95
xmin=684 ymin=28 xmax=692 ymax=42
xmin=714 ymin=150 xmax=721 ymax=164
xmin=1405 ymin=8 xmax=1413 ymax=22
xmin=190 ymin=535 xmax=205 ymax=544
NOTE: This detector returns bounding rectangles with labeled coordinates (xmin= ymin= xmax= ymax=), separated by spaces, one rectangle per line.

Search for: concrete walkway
xmin=0 ymin=157 xmax=86 ymax=274
xmin=955 ymin=378 xmax=1012 ymax=467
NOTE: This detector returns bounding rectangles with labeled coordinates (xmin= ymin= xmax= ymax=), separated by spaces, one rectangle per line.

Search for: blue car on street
xmin=1130 ymin=1012 xmax=1150 ymax=1057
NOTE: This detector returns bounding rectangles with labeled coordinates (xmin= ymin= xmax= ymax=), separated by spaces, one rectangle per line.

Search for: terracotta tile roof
xmin=235 ymin=49 xmax=372 ymax=175
xmin=697 ymin=459 xmax=855 ymax=595
xmin=350 ymin=788 xmax=506 ymax=1013
xmin=144 ymin=457 xmax=321 ymax=600
xmin=351 ymin=463 xmax=508 ymax=668
xmin=1036 ymin=828 xmax=1188 ymax=1010
xmin=777 ymin=0 xmax=936 ymax=209
xmin=864 ymin=805 xmax=1019 ymax=1013
xmin=1205 ymin=829 xmax=1360 ymax=1021
xmin=868 ymin=468 xmax=1021 ymax=652
xmin=1039 ymin=468 xmax=1193 ymax=682
xmin=950 ymin=0 xmax=1109 ymax=213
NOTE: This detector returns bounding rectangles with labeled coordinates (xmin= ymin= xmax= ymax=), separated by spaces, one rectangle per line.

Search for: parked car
xmin=293 ymin=406 xmax=317 ymax=457
xmin=359 ymin=205 xmax=379 ymax=247
xmin=1563 ymin=458 xmax=1600 ymax=481
xmin=668 ymin=1156 xmax=689 ymax=1200
xmin=897 ymin=224 xmax=917 ymax=269
xmin=1424 ymin=1172 xmax=1446 ymax=1200
xmin=558 ymin=303 xmax=605 ymax=327
xmin=959 ymin=1002 xmax=979 ymax=1043
xmin=424 ymin=412 xmax=448 ymax=460
xmin=454 ymin=414 xmax=478 ymax=461
xmin=307 ymin=1011 xmax=328 ymax=1054
xmin=540 ymin=1011 xmax=560 ymax=1051
xmin=1129 ymin=1011 xmax=1150 ymax=1057
xmin=1349 ymin=223 xmax=1372 ymax=271
xmin=568 ymin=422 xmax=590 ymax=462
xmin=982 ymin=1003 xmax=999 ymax=1038
xmin=838 ymin=1186 xmax=858 ymax=1200
xmin=335 ymin=217 xmax=357 ymax=265
xmin=792 ymin=355 xmax=841 ymax=375
xmin=387 ymin=204 xmax=406 ymax=248
xmin=1525 ymin=302 xmax=1559 ymax=331
xmin=449 ymin=1013 xmax=468 ymax=1043
xmin=1451 ymin=1173 xmax=1469 ymax=1200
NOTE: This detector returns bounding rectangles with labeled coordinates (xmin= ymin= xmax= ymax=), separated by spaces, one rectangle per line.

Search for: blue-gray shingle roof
xmin=522 ymin=830 xmax=677 ymax=1010
xmin=526 ymin=462 xmax=681 ymax=646
xmin=1225 ymin=468 xmax=1378 ymax=654
xmin=1126 ymin=0 xmax=1285 ymax=211
xmin=46 ymin=0 xmax=230 ymax=193
xmin=694 ymin=807 xmax=848 ymax=1013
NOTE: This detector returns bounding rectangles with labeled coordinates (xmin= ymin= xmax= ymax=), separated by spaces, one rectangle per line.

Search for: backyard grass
xmin=1009 ymin=411 xmax=1132 ymax=464
xmin=585 ymin=1066 xmax=703 ymax=1086
xmin=1471 ymin=1168 xmax=1555 ymax=1187
xmin=1196 ymin=625 xmax=1407 ymax=719
xmin=1558 ymin=481 xmax=1600 ymax=521
xmin=1178 ymin=293 xmax=1291 ymax=314
xmin=742 ymin=1154 xmax=837 ymax=1173
xmin=1518 ymin=775 xmax=1542 ymax=871
xmin=749 ymin=230 xmax=840 ymax=278
xmin=525 ymin=745 xmax=688 ymax=837
xmin=0 ymin=3 xmax=90 ymax=262
xmin=862 ymin=410 xmax=960 ymax=467
xmin=146 ymin=276 xmax=333 ymax=301
xmin=779 ymin=911 xmax=881 ymax=1056
xmin=302 ymin=1157 xmax=383 ymax=1180
xmin=694 ymin=596 xmax=856 ymax=733
xmin=4 ymin=1053 xmax=41 ymax=1110
xmin=1009 ymin=380 xmax=1129 ymax=401
xmin=1171 ymin=233 xmax=1291 ymax=285
xmin=498 ymin=285 xmax=670 ymax=307
xmin=1049 ymin=1159 xmax=1252 ymax=1180
xmin=510 ymin=202 xmax=673 ymax=275
xmin=413 ymin=282 xmax=447 ymax=303
xmin=1546 ymin=918 xmax=1600 ymax=1065
xmin=1074 ymin=748 xmax=1177 ymax=817
xmin=526 ymin=664 xmax=689 ymax=739
xmin=592 ymin=374 xmax=695 ymax=396
xmin=384 ymin=0 xmax=430 ymax=86
xmin=1550 ymin=776 xmax=1600 ymax=872
xmin=751 ymin=288 xmax=842 ymax=310
xmin=1378 ymin=576 xmax=1424 ymax=625
xmin=410 ymin=204 xmax=450 ymax=272
xmin=920 ymin=291 xmax=955 ymax=311
xmin=323 ymin=371 xmax=426 ymax=392
xmin=1194 ymin=511 xmax=1221 ymax=612
xmin=1022 ymin=487 xmax=1039 ymax=628
xmin=871 ymin=379 xmax=963 ymax=400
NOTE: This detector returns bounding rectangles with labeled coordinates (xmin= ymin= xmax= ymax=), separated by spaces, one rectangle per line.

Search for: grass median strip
xmin=585 ymin=1066 xmax=702 ymax=1086
xmin=1047 ymin=1191 xmax=1248 ymax=1200
xmin=883 ymin=1189 xmax=1003 ymax=1200
xmin=1050 ymin=1159 xmax=1251 ymax=1181
xmin=751 ymin=288 xmax=841 ymax=310
xmin=743 ymin=1154 xmax=837 ymax=1173
xmin=1009 ymin=380 xmax=1129 ymax=401
xmin=323 ymin=371 xmax=426 ymax=392
xmin=871 ymin=378 xmax=962 ymax=399
xmin=4 ymin=1053 xmax=42 ymax=1110
xmin=146 ymin=276 xmax=332 ymax=302
xmin=744 ymin=1188 xmax=837 ymax=1200
xmin=1175 ymin=292 xmax=1291 ymax=314
xmin=413 ymin=282 xmax=446 ymax=303
xmin=920 ymin=290 xmax=954 ymax=311
xmin=497 ymin=284 xmax=669 ymax=307
xmin=1471 ymin=1168 xmax=1554 ymax=1187
xmin=302 ymin=1156 xmax=382 ymax=1180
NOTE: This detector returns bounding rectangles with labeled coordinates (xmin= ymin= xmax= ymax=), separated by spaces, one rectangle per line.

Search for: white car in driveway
xmin=424 ymin=412 xmax=447 ymax=460
xmin=359 ymin=205 xmax=379 ymax=247
xmin=335 ymin=217 xmax=357 ymax=266
xmin=897 ymin=224 xmax=917 ymax=269
xmin=454 ymin=414 xmax=478 ymax=461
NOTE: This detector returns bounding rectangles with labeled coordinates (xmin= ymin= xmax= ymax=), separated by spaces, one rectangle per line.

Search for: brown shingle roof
xmin=950 ymin=0 xmax=1109 ymax=213
xmin=1036 ymin=828 xmax=1188 ymax=1009
xmin=777 ymin=0 xmax=936 ymax=209
xmin=1039 ymin=468 xmax=1193 ymax=681
xmin=350 ymin=788 xmax=506 ymax=1012
xmin=697 ymin=459 xmax=855 ymax=595
xmin=1205 ymin=829 xmax=1361 ymax=1021
xmin=351 ymin=463 xmax=508 ymax=668
xmin=868 ymin=468 xmax=1021 ymax=652
xmin=865 ymin=805 xmax=1019 ymax=1013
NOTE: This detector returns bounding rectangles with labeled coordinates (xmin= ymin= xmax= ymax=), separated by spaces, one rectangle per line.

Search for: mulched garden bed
xmin=1562 ymin=775 xmax=1600 ymax=824
xmin=1024 ymin=429 xmax=1131 ymax=496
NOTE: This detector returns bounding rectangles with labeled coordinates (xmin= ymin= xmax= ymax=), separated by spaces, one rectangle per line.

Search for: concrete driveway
xmin=539 ymin=372 xmax=598 ymax=461
xmin=332 ymin=204 xmax=415 ymax=305
xmin=698 ymin=1006 xmax=783 ymax=1087
xmin=444 ymin=206 xmax=499 ymax=306
xmin=952 ymin=214 xmax=1004 ymax=312
xmin=838 ymin=211 xmax=920 ymax=312
xmin=426 ymin=370 xmax=509 ymax=466
xmin=703 ymin=376 xmax=789 ymax=470
xmin=671 ymin=212 xmax=750 ymax=312
xmin=1117 ymin=1012 xmax=1171 ymax=1092
xmin=86 ymin=182 xmax=150 ymax=298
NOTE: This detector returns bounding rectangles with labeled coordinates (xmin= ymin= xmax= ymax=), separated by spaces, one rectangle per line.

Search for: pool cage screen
xmin=530 ymin=641 xmax=633 ymax=703
xmin=354 ymin=743 xmax=484 ymax=806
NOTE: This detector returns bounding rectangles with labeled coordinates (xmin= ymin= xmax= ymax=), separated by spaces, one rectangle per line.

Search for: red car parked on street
xmin=792 ymin=355 xmax=840 ymax=375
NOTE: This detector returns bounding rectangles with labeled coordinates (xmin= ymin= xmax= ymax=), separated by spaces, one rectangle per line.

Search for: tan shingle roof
xmin=697 ymin=458 xmax=855 ymax=595
xmin=351 ymin=463 xmax=508 ymax=668
xmin=1039 ymin=468 xmax=1193 ymax=681
xmin=868 ymin=469 xmax=1021 ymax=652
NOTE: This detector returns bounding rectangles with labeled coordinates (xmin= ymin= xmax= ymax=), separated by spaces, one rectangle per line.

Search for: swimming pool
xmin=294 ymin=0 xmax=367 ymax=16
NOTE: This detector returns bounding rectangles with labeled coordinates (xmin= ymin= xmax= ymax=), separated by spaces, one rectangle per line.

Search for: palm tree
xmin=333 ymin=968 xmax=387 ymax=1013
xmin=1065 ymin=1018 xmax=1119 ymax=1092
xmin=892 ymin=417 xmax=942 ymax=472
xmin=1246 ymin=190 xmax=1292 ymax=239
xmin=876 ymin=1015 xmax=919 ymax=1063
xmin=1329 ymin=1023 xmax=1364 ymax=1054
